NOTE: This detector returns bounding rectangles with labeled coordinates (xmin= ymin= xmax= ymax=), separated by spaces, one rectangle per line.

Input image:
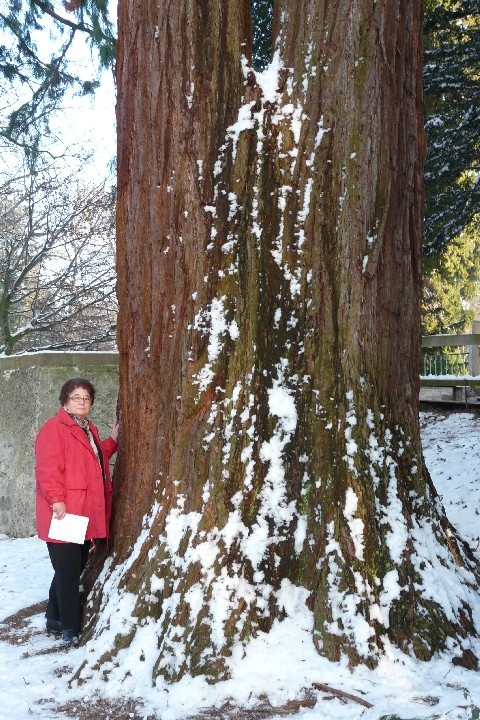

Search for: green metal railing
xmin=420 ymin=333 xmax=480 ymax=405
xmin=420 ymin=349 xmax=469 ymax=377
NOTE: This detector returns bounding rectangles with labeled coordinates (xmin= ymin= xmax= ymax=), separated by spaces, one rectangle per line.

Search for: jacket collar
xmin=58 ymin=407 xmax=77 ymax=425
xmin=57 ymin=407 xmax=98 ymax=435
xmin=57 ymin=407 xmax=101 ymax=457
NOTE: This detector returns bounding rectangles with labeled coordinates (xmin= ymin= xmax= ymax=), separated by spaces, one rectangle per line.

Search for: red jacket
xmin=35 ymin=408 xmax=118 ymax=542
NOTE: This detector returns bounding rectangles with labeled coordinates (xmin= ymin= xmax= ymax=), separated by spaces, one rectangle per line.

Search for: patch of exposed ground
xmin=0 ymin=599 xmax=47 ymax=644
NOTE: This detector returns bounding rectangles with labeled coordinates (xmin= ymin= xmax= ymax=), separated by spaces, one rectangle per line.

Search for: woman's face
xmin=65 ymin=387 xmax=93 ymax=420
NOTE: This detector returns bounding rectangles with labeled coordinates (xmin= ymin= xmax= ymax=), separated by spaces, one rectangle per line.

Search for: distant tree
xmin=0 ymin=155 xmax=117 ymax=355
xmin=422 ymin=217 xmax=480 ymax=335
xmin=423 ymin=0 xmax=480 ymax=260
xmin=251 ymin=0 xmax=273 ymax=70
xmin=422 ymin=0 xmax=480 ymax=336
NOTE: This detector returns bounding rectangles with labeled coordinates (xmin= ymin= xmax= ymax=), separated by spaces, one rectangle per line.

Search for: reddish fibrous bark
xmin=80 ymin=0 xmax=479 ymax=684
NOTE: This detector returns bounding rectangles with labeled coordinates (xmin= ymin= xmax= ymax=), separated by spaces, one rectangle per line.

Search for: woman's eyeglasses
xmin=69 ymin=395 xmax=92 ymax=404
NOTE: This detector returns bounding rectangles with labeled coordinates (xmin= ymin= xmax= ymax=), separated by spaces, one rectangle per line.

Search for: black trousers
xmin=46 ymin=541 xmax=91 ymax=633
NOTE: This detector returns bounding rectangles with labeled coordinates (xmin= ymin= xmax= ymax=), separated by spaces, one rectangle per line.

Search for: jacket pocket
xmin=65 ymin=489 xmax=88 ymax=516
xmin=65 ymin=476 xmax=88 ymax=490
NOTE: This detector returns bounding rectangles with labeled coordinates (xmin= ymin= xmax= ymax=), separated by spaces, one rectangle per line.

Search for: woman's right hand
xmin=52 ymin=502 xmax=67 ymax=520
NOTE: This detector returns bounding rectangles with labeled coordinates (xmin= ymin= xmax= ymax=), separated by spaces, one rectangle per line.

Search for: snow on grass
xmin=2 ymin=410 xmax=480 ymax=719
xmin=0 ymin=536 xmax=50 ymax=618
xmin=420 ymin=410 xmax=480 ymax=556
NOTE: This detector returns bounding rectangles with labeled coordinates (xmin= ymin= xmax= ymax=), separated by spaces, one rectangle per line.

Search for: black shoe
xmin=46 ymin=618 xmax=62 ymax=634
xmin=62 ymin=629 xmax=79 ymax=646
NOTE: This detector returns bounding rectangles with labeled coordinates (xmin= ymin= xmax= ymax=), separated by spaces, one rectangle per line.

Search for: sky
xmin=51 ymin=66 xmax=116 ymax=181
xmin=1 ymin=409 xmax=480 ymax=720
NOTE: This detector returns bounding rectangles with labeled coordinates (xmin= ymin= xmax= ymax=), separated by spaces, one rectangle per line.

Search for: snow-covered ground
xmin=1 ymin=410 xmax=480 ymax=720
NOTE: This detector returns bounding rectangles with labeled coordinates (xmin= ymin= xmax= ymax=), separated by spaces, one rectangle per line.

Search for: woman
xmin=35 ymin=378 xmax=118 ymax=646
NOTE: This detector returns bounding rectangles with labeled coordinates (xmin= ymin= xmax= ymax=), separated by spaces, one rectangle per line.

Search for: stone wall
xmin=0 ymin=352 xmax=119 ymax=537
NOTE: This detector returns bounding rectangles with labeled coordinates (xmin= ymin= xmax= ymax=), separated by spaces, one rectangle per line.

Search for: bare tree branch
xmin=0 ymin=156 xmax=117 ymax=355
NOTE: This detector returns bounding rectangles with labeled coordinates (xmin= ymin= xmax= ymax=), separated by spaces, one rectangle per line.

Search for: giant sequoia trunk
xmin=80 ymin=0 xmax=480 ymax=684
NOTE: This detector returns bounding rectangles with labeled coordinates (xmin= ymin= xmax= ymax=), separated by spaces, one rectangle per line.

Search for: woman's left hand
xmin=111 ymin=417 xmax=120 ymax=442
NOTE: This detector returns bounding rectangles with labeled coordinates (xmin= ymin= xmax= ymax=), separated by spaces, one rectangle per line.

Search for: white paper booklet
xmin=48 ymin=513 xmax=89 ymax=544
